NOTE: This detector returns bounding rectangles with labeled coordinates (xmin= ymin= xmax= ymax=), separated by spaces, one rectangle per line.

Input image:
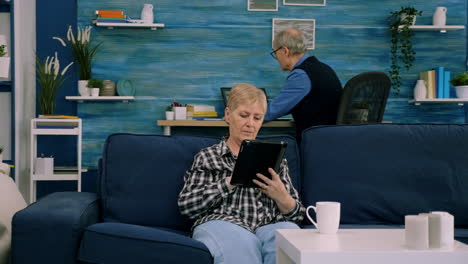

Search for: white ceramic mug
xmin=306 ymin=201 xmax=341 ymax=234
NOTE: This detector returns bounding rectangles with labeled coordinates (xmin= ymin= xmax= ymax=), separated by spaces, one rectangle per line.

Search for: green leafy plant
xmin=36 ymin=53 xmax=74 ymax=115
xmin=53 ymin=25 xmax=102 ymax=80
xmin=0 ymin=45 xmax=6 ymax=57
xmin=388 ymin=6 xmax=422 ymax=94
xmin=450 ymin=72 xmax=468 ymax=86
xmin=87 ymin=78 xmax=103 ymax=89
xmin=166 ymin=105 xmax=173 ymax=111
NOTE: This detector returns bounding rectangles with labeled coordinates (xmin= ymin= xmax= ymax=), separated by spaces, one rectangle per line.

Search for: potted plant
xmin=450 ymin=72 xmax=468 ymax=98
xmin=87 ymin=78 xmax=103 ymax=97
xmin=53 ymin=25 xmax=102 ymax=96
xmin=0 ymin=44 xmax=10 ymax=78
xmin=36 ymin=53 xmax=74 ymax=115
xmin=388 ymin=6 xmax=423 ymax=94
xmin=165 ymin=105 xmax=174 ymax=120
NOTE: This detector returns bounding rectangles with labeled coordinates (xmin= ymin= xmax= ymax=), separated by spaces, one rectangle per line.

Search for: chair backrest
xmin=336 ymin=71 xmax=391 ymax=124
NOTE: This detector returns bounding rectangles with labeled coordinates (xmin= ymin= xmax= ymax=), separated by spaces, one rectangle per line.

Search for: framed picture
xmin=283 ymin=0 xmax=326 ymax=6
xmin=248 ymin=0 xmax=278 ymax=11
xmin=272 ymin=18 xmax=315 ymax=49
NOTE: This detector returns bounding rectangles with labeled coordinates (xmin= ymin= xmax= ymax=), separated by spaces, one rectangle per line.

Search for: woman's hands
xmin=253 ymin=168 xmax=296 ymax=213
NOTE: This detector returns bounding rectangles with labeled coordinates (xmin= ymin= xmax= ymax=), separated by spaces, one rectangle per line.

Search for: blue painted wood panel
xmin=77 ymin=0 xmax=467 ymax=167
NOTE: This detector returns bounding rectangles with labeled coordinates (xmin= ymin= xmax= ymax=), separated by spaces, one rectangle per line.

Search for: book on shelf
xmin=97 ymin=16 xmax=127 ymax=21
xmin=191 ymin=117 xmax=223 ymax=121
xmin=97 ymin=19 xmax=127 ymax=23
xmin=186 ymin=104 xmax=216 ymax=112
xmin=444 ymin=71 xmax=451 ymax=98
xmin=95 ymin=10 xmax=125 ymax=16
xmin=192 ymin=111 xmax=218 ymax=117
xmin=97 ymin=14 xmax=126 ymax=19
xmin=419 ymin=70 xmax=436 ymax=99
xmin=38 ymin=115 xmax=78 ymax=119
xmin=435 ymin=67 xmax=445 ymax=99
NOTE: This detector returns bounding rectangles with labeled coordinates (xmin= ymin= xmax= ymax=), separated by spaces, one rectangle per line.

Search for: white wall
xmin=14 ymin=0 xmax=36 ymax=202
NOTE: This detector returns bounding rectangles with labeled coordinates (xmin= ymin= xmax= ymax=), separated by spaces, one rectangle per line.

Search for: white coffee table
xmin=276 ymin=229 xmax=468 ymax=264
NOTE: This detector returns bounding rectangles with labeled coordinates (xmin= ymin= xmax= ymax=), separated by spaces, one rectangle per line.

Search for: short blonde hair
xmin=228 ymin=83 xmax=267 ymax=112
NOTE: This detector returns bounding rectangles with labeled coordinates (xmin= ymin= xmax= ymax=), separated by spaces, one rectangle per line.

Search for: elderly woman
xmin=178 ymin=83 xmax=305 ymax=264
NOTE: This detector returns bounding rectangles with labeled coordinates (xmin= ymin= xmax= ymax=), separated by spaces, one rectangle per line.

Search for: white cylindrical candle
xmin=430 ymin=211 xmax=454 ymax=249
xmin=405 ymin=215 xmax=429 ymax=250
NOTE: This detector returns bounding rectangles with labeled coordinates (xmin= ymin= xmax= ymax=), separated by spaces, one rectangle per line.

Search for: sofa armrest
xmin=11 ymin=192 xmax=100 ymax=264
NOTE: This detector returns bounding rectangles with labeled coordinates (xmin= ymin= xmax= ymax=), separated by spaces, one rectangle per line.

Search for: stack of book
xmin=419 ymin=67 xmax=451 ymax=99
xmin=187 ymin=104 xmax=219 ymax=120
xmin=95 ymin=10 xmax=127 ymax=24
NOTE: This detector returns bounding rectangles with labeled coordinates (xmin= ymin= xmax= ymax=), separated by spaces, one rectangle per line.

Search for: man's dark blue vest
xmin=292 ymin=56 xmax=343 ymax=141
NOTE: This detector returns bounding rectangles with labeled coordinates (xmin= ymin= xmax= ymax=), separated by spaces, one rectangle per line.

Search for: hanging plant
xmin=388 ymin=6 xmax=422 ymax=94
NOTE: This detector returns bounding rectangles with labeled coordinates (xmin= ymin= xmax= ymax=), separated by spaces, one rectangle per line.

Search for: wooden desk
xmin=157 ymin=120 xmax=294 ymax=136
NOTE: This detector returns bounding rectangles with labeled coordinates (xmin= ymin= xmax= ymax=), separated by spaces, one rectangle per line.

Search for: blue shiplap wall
xmin=76 ymin=0 xmax=467 ymax=167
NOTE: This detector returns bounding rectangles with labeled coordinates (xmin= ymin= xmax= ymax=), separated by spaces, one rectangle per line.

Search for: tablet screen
xmin=230 ymin=139 xmax=287 ymax=187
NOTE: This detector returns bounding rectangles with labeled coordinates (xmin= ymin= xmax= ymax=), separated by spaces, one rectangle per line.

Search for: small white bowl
xmin=455 ymin=85 xmax=468 ymax=98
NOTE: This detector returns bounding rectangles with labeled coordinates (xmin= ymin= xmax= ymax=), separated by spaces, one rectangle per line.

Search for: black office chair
xmin=336 ymin=71 xmax=391 ymax=125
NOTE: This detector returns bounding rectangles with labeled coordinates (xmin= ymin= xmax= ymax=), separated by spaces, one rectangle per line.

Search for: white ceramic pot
xmin=165 ymin=111 xmax=175 ymax=120
xmin=78 ymin=80 xmax=90 ymax=96
xmin=414 ymin=80 xmax=427 ymax=100
xmin=455 ymin=86 xmax=468 ymax=98
xmin=90 ymin=88 xmax=100 ymax=97
xmin=0 ymin=56 xmax=10 ymax=78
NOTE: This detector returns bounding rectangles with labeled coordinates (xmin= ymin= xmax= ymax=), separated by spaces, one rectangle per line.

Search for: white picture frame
xmin=283 ymin=0 xmax=326 ymax=6
xmin=272 ymin=18 xmax=316 ymax=49
xmin=248 ymin=0 xmax=278 ymax=11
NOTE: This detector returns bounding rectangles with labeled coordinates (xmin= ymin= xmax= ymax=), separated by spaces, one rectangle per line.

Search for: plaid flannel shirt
xmin=178 ymin=140 xmax=305 ymax=233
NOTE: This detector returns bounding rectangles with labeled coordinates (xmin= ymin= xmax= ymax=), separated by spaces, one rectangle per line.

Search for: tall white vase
xmin=141 ymin=4 xmax=154 ymax=24
xmin=433 ymin=7 xmax=447 ymax=26
xmin=78 ymin=80 xmax=90 ymax=96
xmin=414 ymin=80 xmax=427 ymax=100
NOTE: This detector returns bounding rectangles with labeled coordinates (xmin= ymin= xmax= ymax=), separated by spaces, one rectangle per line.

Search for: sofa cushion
xmin=100 ymin=134 xmax=299 ymax=231
xmin=78 ymin=222 xmax=212 ymax=264
xmin=301 ymin=124 xmax=468 ymax=227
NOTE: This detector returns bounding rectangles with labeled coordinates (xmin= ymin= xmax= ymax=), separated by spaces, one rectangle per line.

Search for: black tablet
xmin=230 ymin=139 xmax=288 ymax=188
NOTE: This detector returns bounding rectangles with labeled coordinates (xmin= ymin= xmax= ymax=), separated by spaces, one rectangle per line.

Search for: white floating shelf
xmin=66 ymin=96 xmax=135 ymax=103
xmin=96 ymin=22 xmax=165 ymax=30
xmin=399 ymin=25 xmax=465 ymax=33
xmin=409 ymin=98 xmax=468 ymax=106
xmin=32 ymin=173 xmax=79 ymax=181
xmin=32 ymin=128 xmax=80 ymax=135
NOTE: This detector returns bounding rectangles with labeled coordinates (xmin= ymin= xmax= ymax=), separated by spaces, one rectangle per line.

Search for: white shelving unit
xmin=399 ymin=25 xmax=465 ymax=33
xmin=409 ymin=98 xmax=468 ymax=106
xmin=96 ymin=22 xmax=165 ymax=30
xmin=65 ymin=96 xmax=135 ymax=103
xmin=29 ymin=118 xmax=82 ymax=203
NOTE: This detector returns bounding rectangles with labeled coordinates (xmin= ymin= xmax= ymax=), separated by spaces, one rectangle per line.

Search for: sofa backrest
xmin=99 ymin=133 xmax=300 ymax=231
xmin=301 ymin=124 xmax=468 ymax=227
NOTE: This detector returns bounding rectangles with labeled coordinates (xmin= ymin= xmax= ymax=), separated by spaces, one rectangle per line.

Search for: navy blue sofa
xmin=11 ymin=124 xmax=468 ymax=264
